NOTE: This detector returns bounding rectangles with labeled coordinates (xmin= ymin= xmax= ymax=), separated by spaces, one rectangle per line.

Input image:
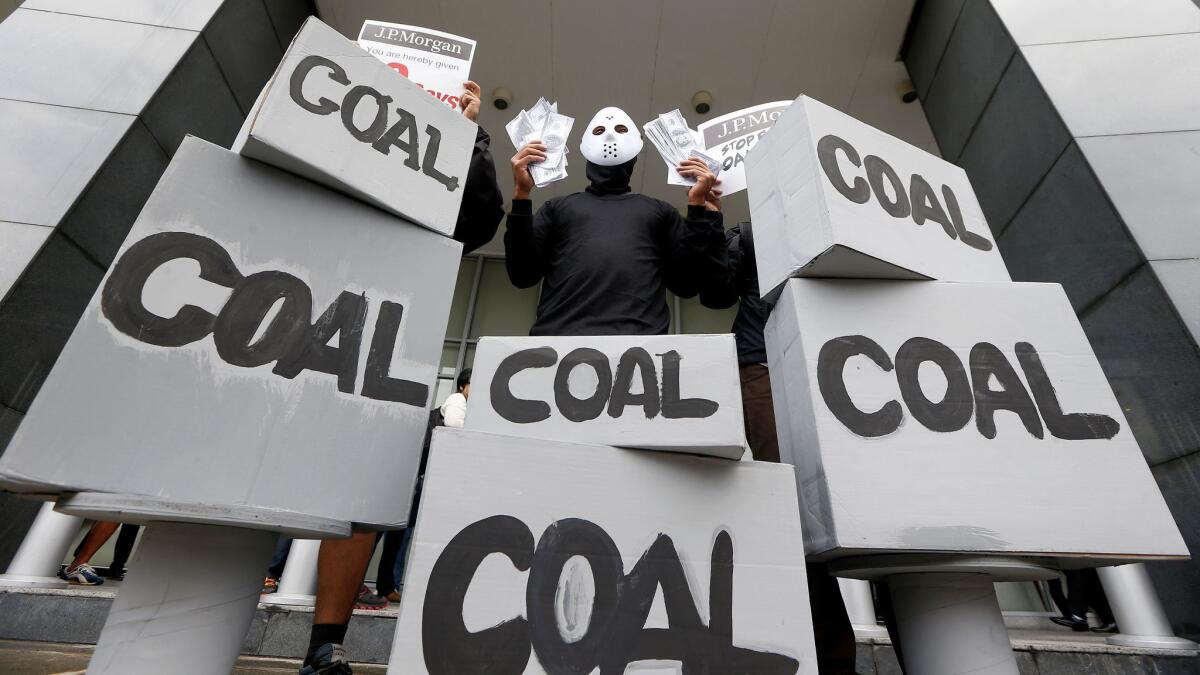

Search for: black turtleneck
xmin=505 ymin=159 xmax=725 ymax=336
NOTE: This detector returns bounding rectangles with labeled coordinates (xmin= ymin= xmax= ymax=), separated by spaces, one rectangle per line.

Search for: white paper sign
xmin=358 ymin=20 xmax=476 ymax=110
xmin=236 ymin=17 xmax=476 ymax=237
xmin=466 ymin=334 xmax=747 ymax=458
xmin=697 ymin=100 xmax=793 ymax=195
xmin=388 ymin=428 xmax=817 ymax=674
xmin=0 ymin=138 xmax=463 ymax=529
xmin=764 ymin=278 xmax=1187 ymax=562
xmin=745 ymin=95 xmax=1010 ymax=299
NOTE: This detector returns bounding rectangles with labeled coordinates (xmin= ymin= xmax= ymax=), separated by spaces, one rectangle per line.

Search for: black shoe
xmin=299 ymin=643 xmax=352 ymax=674
xmin=1050 ymin=615 xmax=1090 ymax=632
xmin=1091 ymin=622 xmax=1118 ymax=633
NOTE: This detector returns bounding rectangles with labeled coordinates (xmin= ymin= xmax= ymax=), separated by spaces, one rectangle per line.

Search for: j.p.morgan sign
xmin=764 ymin=279 xmax=1187 ymax=560
xmin=466 ymin=335 xmax=747 ymax=458
xmin=387 ymin=429 xmax=818 ymax=674
xmin=745 ymin=95 xmax=1010 ymax=298
xmin=0 ymin=139 xmax=462 ymax=528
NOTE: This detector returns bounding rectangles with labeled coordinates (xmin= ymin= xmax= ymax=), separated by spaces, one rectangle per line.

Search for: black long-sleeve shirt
xmin=451 ymin=127 xmax=504 ymax=255
xmin=699 ymin=222 xmax=769 ymax=367
xmin=505 ymin=192 xmax=724 ymax=336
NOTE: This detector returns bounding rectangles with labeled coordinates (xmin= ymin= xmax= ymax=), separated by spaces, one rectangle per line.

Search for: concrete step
xmin=1 ymin=586 xmax=1197 ymax=673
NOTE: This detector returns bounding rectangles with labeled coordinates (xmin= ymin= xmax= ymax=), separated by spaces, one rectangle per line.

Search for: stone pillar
xmin=0 ymin=502 xmax=80 ymax=589
xmin=1098 ymin=563 xmax=1199 ymax=650
xmin=838 ymin=578 xmax=888 ymax=638
xmin=265 ymin=538 xmax=320 ymax=607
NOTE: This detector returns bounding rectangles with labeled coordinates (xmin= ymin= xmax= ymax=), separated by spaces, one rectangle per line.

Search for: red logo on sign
xmin=387 ymin=62 xmax=409 ymax=78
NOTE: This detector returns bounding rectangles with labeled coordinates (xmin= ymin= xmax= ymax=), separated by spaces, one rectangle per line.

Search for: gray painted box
xmin=388 ymin=428 xmax=817 ymax=674
xmin=764 ymin=278 xmax=1187 ymax=562
xmin=745 ymin=96 xmax=1009 ymax=299
xmin=234 ymin=17 xmax=475 ymax=237
xmin=465 ymin=334 xmax=747 ymax=458
xmin=0 ymin=137 xmax=462 ymax=529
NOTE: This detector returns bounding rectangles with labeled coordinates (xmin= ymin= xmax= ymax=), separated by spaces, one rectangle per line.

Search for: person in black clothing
xmin=301 ymin=81 xmax=505 ymax=675
xmin=506 ymin=106 xmax=724 ymax=336
xmin=700 ymin=219 xmax=858 ymax=674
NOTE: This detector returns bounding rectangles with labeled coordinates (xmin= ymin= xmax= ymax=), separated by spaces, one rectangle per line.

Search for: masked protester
xmin=506 ymin=106 xmax=725 ymax=336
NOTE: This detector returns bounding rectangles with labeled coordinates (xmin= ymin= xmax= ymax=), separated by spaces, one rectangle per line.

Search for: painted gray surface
xmin=765 ymin=278 xmax=1185 ymax=559
xmin=0 ymin=222 xmax=52 ymax=305
xmin=465 ymin=334 xmax=747 ymax=456
xmin=0 ymin=232 xmax=104 ymax=412
xmin=57 ymin=121 xmax=169 ymax=267
xmin=956 ymin=53 xmax=1071 ymax=235
xmin=1078 ymin=130 xmax=1200 ymax=261
xmin=921 ymin=0 xmax=1015 ymax=162
xmin=238 ymin=18 xmax=476 ymax=238
xmin=997 ymin=143 xmax=1142 ymax=312
xmin=19 ymin=0 xmax=224 ymax=30
xmin=904 ymin=0 xmax=967 ymax=99
xmin=0 ymin=9 xmax=196 ymax=115
xmin=1149 ymin=450 xmax=1200 ymax=640
xmin=990 ymin=0 xmax=1200 ymax=46
xmin=1150 ymin=259 xmax=1200 ymax=348
xmin=262 ymin=0 xmax=314 ymax=50
xmin=1080 ymin=264 xmax=1200 ymax=467
xmin=0 ymin=138 xmax=463 ymax=528
xmin=0 ymin=100 xmax=133 ymax=229
xmin=1023 ymin=33 xmax=1200 ymax=138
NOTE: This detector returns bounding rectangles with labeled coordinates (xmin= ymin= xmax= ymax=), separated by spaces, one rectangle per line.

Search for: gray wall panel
xmin=1148 ymin=450 xmax=1200 ymax=639
xmin=991 ymin=0 xmax=1200 ymax=46
xmin=19 ymin=0 xmax=223 ymax=30
xmin=905 ymin=0 xmax=968 ymax=98
xmin=0 ymin=222 xmax=52 ymax=305
xmin=1079 ymin=130 xmax=1200 ymax=261
xmin=1080 ymin=264 xmax=1200 ymax=466
xmin=263 ymin=0 xmax=315 ymax=50
xmin=1151 ymin=259 xmax=1200 ymax=350
xmin=921 ymin=0 xmax=1015 ymax=162
xmin=996 ymin=143 xmax=1142 ymax=312
xmin=1024 ymin=33 xmax=1200 ymax=138
xmin=0 ymin=100 xmax=133 ymax=228
xmin=203 ymin=0 xmax=284 ymax=113
xmin=0 ymin=233 xmax=104 ymax=412
xmin=0 ymin=9 xmax=196 ymax=114
xmin=55 ymin=121 xmax=168 ymax=267
xmin=141 ymin=39 xmax=244 ymax=154
xmin=956 ymin=53 xmax=1071 ymax=235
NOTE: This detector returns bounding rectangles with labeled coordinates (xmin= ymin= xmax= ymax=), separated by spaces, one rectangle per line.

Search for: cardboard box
xmin=745 ymin=96 xmax=1010 ymax=299
xmin=0 ymin=137 xmax=463 ymax=529
xmin=233 ymin=17 xmax=475 ymax=237
xmin=465 ymin=334 xmax=747 ymax=458
xmin=388 ymin=428 xmax=817 ymax=674
xmin=764 ymin=278 xmax=1188 ymax=562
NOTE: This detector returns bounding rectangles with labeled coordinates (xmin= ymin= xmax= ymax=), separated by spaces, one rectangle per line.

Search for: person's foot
xmin=1091 ymin=621 xmax=1118 ymax=633
xmin=100 ymin=567 xmax=125 ymax=580
xmin=262 ymin=577 xmax=279 ymax=594
xmin=353 ymin=585 xmax=387 ymax=610
xmin=386 ymin=590 xmax=401 ymax=603
xmin=299 ymin=643 xmax=352 ymax=674
xmin=1050 ymin=614 xmax=1090 ymax=631
xmin=59 ymin=564 xmax=104 ymax=586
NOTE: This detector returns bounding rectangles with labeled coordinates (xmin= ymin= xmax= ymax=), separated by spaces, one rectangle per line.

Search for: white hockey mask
xmin=579 ymin=107 xmax=644 ymax=166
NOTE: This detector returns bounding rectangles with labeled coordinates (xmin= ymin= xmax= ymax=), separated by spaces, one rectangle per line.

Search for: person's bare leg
xmin=313 ymin=532 xmax=376 ymax=624
xmin=70 ymin=521 xmax=120 ymax=568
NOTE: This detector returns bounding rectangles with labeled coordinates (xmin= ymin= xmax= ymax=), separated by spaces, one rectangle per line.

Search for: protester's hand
xmin=460 ymin=81 xmax=481 ymax=122
xmin=704 ymin=187 xmax=723 ymax=212
xmin=511 ymin=142 xmax=546 ymax=200
xmin=678 ymin=158 xmax=718 ymax=206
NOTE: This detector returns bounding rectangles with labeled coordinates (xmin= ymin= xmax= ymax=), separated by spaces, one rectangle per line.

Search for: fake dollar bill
xmin=507 ymin=98 xmax=573 ymax=187
xmin=645 ymin=109 xmax=720 ymax=186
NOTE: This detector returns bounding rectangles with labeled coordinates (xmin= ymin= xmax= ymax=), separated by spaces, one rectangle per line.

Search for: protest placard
xmin=358 ymin=19 xmax=476 ymax=111
xmin=697 ymin=100 xmax=792 ymax=195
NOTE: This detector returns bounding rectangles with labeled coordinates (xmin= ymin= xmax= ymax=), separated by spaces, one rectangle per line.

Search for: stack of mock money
xmin=506 ymin=97 xmax=574 ymax=187
xmin=643 ymin=109 xmax=721 ymax=186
